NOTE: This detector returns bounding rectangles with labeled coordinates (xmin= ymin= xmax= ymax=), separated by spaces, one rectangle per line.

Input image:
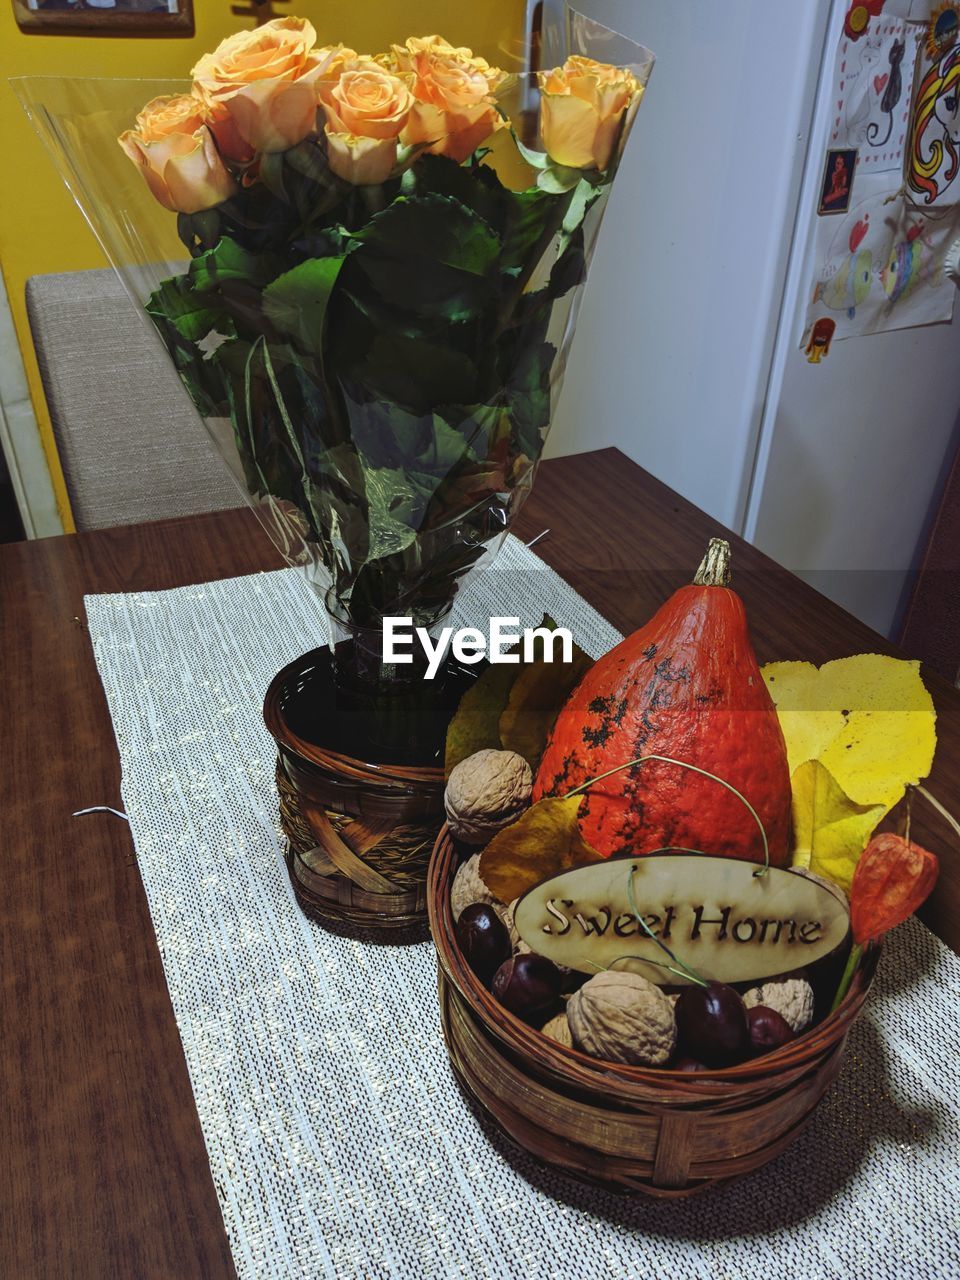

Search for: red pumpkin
xmin=533 ymin=539 xmax=792 ymax=865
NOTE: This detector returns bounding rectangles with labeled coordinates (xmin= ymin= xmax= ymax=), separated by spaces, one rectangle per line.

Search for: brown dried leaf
xmin=479 ymin=795 xmax=603 ymax=902
xmin=444 ymin=614 xmax=585 ymax=777
xmin=499 ymin=639 xmax=593 ymax=766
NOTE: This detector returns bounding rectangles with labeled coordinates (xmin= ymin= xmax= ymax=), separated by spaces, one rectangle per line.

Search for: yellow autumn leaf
xmin=479 ymin=795 xmax=603 ymax=902
xmin=762 ymin=655 xmax=936 ymax=810
xmin=790 ymin=759 xmax=886 ymax=892
xmin=445 ymin=662 xmax=521 ymax=777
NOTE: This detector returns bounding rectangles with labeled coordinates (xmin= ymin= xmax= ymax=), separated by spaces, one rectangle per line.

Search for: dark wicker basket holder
xmin=263 ymin=655 xmax=446 ymax=935
xmin=428 ymin=825 xmax=878 ymax=1198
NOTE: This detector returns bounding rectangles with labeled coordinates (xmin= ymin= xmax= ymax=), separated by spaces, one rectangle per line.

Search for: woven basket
xmin=263 ymin=650 xmax=445 ymax=936
xmin=428 ymin=825 xmax=878 ymax=1197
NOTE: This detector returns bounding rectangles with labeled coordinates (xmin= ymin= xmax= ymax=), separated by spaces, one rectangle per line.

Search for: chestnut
xmin=746 ymin=1005 xmax=795 ymax=1056
xmin=455 ymin=903 xmax=511 ymax=986
xmin=491 ymin=953 xmax=561 ymax=1021
xmin=675 ymin=981 xmax=749 ymax=1067
xmin=673 ymin=1056 xmax=709 ymax=1073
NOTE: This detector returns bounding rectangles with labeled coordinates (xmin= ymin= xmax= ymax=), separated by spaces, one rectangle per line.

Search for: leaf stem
xmin=626 ymin=864 xmax=708 ymax=987
xmin=561 ymin=754 xmax=771 ymax=875
xmin=830 ymin=940 xmax=863 ymax=1013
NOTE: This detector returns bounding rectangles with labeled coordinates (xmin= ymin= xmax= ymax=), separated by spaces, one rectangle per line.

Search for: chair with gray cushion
xmin=26 ymin=269 xmax=240 ymax=531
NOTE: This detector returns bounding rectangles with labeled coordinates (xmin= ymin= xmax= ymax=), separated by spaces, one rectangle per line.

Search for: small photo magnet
xmin=818 ymin=148 xmax=859 ymax=215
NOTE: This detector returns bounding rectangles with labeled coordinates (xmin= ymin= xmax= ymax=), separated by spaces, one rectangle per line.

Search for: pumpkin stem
xmin=692 ymin=537 xmax=732 ymax=587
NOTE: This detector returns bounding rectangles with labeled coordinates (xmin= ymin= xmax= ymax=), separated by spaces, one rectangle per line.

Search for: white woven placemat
xmin=85 ymin=535 xmax=960 ymax=1280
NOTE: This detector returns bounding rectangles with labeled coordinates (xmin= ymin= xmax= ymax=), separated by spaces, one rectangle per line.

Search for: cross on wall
xmin=230 ymin=0 xmax=293 ymax=25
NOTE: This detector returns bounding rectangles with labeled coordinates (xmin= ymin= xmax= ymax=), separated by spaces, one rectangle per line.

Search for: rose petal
xmin=540 ymin=92 xmax=602 ymax=169
xmin=324 ymin=128 xmax=397 ymax=184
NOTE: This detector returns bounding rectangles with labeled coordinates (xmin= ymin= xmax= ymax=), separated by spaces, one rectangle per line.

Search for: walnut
xmin=498 ymin=898 xmax=531 ymax=953
xmin=567 ymin=971 xmax=676 ymax=1066
xmin=444 ymin=749 xmax=533 ymax=845
xmin=450 ymin=853 xmax=501 ymax=922
xmin=742 ymin=976 xmax=815 ymax=1034
xmin=541 ymin=1012 xmax=574 ymax=1048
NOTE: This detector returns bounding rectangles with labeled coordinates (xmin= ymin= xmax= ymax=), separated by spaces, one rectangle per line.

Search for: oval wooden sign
xmin=513 ymin=856 xmax=850 ymax=985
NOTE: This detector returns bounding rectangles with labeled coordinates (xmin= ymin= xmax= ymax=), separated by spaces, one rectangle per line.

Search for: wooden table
xmin=2 ymin=448 xmax=957 ymax=1278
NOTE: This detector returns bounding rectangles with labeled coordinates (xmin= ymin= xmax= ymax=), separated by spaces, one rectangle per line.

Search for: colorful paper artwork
xmin=906 ymin=6 xmax=960 ymax=206
xmin=802 ymin=5 xmax=960 ymax=349
xmin=831 ymin=18 xmax=921 ymax=172
xmin=924 ymin=4 xmax=960 ymax=60
xmin=803 ymin=169 xmax=959 ymax=344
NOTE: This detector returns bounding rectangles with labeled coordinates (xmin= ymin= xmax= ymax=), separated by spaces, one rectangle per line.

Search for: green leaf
xmin=262 ymin=256 xmax=348 ymax=352
xmin=177 ymin=209 xmax=221 ymax=255
xmin=258 ymin=151 xmax=289 ymax=202
xmin=362 ymin=466 xmax=431 ymax=559
xmin=344 ymin=192 xmax=501 ymax=323
xmin=406 ymin=154 xmax=564 ymax=291
xmin=513 ymin=135 xmax=551 ymax=170
xmin=393 ymin=140 xmax=433 ymax=174
xmin=562 ymin=177 xmax=604 ymax=236
xmin=187 ymin=236 xmax=280 ymax=294
xmin=504 ymin=337 xmax=555 ymax=457
xmin=284 ymin=138 xmax=334 ymax=183
xmin=351 ymin=191 xmax=500 ymax=275
xmin=146 ymin=275 xmax=222 ymax=343
xmin=548 ymin=226 xmax=587 ymax=298
xmin=432 ymin=402 xmax=506 ymax=464
xmin=347 ymin=397 xmax=476 ymax=476
xmin=537 ymin=164 xmax=585 ymax=194
xmin=346 ymin=318 xmax=481 ymax=411
xmin=500 ymin=187 xmax=563 ymax=274
xmin=215 ymin=336 xmax=308 ymax=513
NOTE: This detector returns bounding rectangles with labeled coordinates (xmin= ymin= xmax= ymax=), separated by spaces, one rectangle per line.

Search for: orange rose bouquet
xmin=17 ymin=15 xmax=653 ymax=696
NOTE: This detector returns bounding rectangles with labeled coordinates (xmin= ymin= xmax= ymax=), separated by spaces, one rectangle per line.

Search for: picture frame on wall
xmin=13 ymin=1 xmax=195 ymax=36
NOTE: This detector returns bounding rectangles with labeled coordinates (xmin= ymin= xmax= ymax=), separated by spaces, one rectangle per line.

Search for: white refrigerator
xmin=544 ymin=0 xmax=960 ymax=638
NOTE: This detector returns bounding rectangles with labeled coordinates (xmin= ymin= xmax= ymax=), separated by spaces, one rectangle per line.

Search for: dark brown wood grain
xmin=2 ymin=448 xmax=958 ymax=1275
xmin=0 ymin=509 xmax=275 ymax=1280
xmin=12 ymin=0 xmax=194 ymax=36
xmin=899 ymin=444 xmax=960 ymax=684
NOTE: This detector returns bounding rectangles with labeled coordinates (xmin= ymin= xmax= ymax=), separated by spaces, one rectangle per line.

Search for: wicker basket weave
xmin=263 ymin=652 xmax=445 ymax=935
xmin=428 ymin=825 xmax=877 ymax=1197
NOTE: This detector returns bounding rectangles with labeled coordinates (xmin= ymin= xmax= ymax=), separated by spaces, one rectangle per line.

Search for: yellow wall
xmin=0 ymin=2 xmax=521 ymax=532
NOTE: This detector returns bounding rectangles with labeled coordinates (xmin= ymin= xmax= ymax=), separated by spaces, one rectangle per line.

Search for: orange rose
xmin=321 ymin=60 xmax=413 ymax=140
xmin=537 ymin=56 xmax=643 ymax=170
xmin=386 ymin=35 xmax=505 ymax=164
xmin=191 ymin=18 xmax=350 ymax=154
xmin=320 ymin=59 xmax=413 ymax=185
xmin=324 ymin=129 xmax=398 ymax=185
xmin=118 ymin=94 xmax=237 ymax=214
